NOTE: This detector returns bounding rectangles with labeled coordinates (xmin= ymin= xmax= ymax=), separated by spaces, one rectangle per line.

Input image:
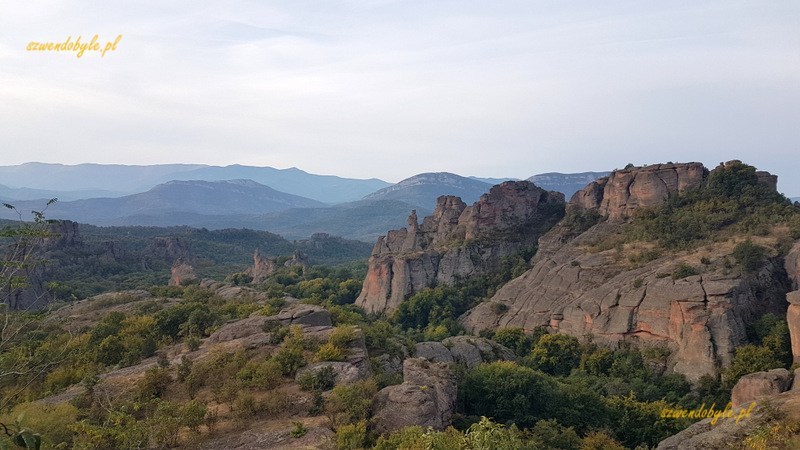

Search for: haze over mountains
xmin=0 ymin=163 xmax=389 ymax=204
xmin=0 ymin=163 xmax=622 ymax=241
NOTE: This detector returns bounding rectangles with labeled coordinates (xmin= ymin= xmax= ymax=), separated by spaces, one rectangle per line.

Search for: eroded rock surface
xmin=786 ymin=241 xmax=800 ymax=363
xmin=462 ymin=163 xmax=787 ymax=382
xmin=371 ymin=358 xmax=457 ymax=434
xmin=169 ymin=259 xmax=197 ymax=286
xmin=356 ymin=181 xmax=565 ymax=314
xmin=414 ymin=336 xmax=514 ymax=369
xmin=731 ymin=368 xmax=793 ymax=407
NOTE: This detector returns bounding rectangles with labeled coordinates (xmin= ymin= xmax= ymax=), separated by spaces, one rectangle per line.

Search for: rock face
xmin=730 ymin=368 xmax=793 ymax=407
xmin=169 ymin=259 xmax=198 ymax=286
xmin=247 ymin=250 xmax=278 ymax=284
xmin=657 ymin=383 xmax=800 ymax=450
xmin=570 ymin=163 xmax=706 ymax=221
xmin=415 ymin=336 xmax=515 ymax=369
xmin=462 ymin=163 xmax=787 ymax=382
xmin=786 ymin=241 xmax=800 ymax=363
xmin=356 ymin=181 xmax=565 ymax=314
xmin=371 ymin=358 xmax=457 ymax=434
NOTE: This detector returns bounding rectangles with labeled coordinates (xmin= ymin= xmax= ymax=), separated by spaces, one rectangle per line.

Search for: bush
xmin=273 ymin=345 xmax=306 ymax=376
xmin=325 ymin=380 xmax=377 ymax=428
xmin=315 ymin=342 xmax=346 ymax=362
xmin=0 ymin=402 xmax=79 ymax=449
xmin=335 ymin=420 xmax=368 ymax=449
xmin=724 ymin=344 xmax=783 ymax=388
xmin=528 ymin=334 xmax=582 ymax=376
xmin=732 ymin=240 xmax=767 ymax=272
xmin=298 ymin=365 xmax=337 ymax=392
xmin=460 ymin=361 xmax=558 ymax=427
xmin=671 ymin=264 xmax=698 ymax=280
xmin=291 ymin=421 xmax=308 ymax=438
xmin=329 ymin=326 xmax=358 ymax=347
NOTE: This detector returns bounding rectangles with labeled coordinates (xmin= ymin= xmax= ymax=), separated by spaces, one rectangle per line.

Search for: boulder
xmin=731 ymin=368 xmax=793 ymax=407
xmin=273 ymin=304 xmax=332 ymax=328
xmin=372 ymin=358 xmax=457 ymax=434
xmin=207 ymin=316 xmax=267 ymax=343
xmin=295 ymin=362 xmax=363 ymax=387
xmin=414 ymin=342 xmax=454 ymax=364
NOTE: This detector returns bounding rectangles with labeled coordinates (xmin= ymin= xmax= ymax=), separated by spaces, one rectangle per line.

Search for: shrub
xmin=273 ymin=345 xmax=306 ymax=376
xmin=325 ymin=380 xmax=377 ymax=428
xmin=671 ymin=264 xmax=698 ymax=280
xmin=291 ymin=421 xmax=308 ymax=438
xmin=733 ymin=240 xmax=766 ymax=272
xmin=315 ymin=342 xmax=346 ymax=362
xmin=298 ymin=365 xmax=337 ymax=392
xmin=335 ymin=420 xmax=368 ymax=449
xmin=528 ymin=334 xmax=582 ymax=376
xmin=329 ymin=326 xmax=358 ymax=348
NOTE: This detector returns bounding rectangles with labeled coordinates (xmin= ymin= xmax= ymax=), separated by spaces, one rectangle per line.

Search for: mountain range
xmin=0 ymin=164 xmax=618 ymax=241
xmin=0 ymin=163 xmax=390 ymax=204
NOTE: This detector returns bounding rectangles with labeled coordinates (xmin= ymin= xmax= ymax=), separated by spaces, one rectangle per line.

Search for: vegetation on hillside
xmin=626 ymin=161 xmax=800 ymax=249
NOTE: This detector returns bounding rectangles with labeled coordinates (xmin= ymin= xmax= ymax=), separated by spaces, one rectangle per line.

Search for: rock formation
xmin=371 ymin=358 xmax=457 ymax=434
xmin=169 ymin=259 xmax=197 ymax=286
xmin=356 ymin=181 xmax=565 ymax=314
xmin=570 ymin=163 xmax=706 ymax=221
xmin=462 ymin=163 xmax=787 ymax=382
xmin=247 ymin=250 xmax=278 ymax=284
xmin=786 ymin=241 xmax=800 ymax=364
xmin=415 ymin=336 xmax=515 ymax=369
xmin=730 ymin=368 xmax=793 ymax=407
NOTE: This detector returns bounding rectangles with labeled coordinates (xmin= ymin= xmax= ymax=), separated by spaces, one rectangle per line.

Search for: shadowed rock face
xmin=462 ymin=162 xmax=789 ymax=382
xmin=355 ymin=181 xmax=565 ymax=314
xmin=786 ymin=241 xmax=800 ymax=364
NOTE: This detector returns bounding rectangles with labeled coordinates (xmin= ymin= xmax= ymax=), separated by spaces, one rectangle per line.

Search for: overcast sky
xmin=1 ymin=1 xmax=798 ymax=194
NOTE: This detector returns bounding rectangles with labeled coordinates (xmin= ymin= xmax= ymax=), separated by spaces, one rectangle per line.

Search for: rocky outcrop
xmin=731 ymin=368 xmax=793 ymax=407
xmin=462 ymin=163 xmax=788 ymax=382
xmin=570 ymin=161 xmax=779 ymax=222
xmin=415 ymin=336 xmax=515 ymax=369
xmin=570 ymin=163 xmax=706 ymax=221
xmin=295 ymin=362 xmax=363 ymax=387
xmin=169 ymin=259 xmax=197 ymax=286
xmin=462 ymin=223 xmax=789 ymax=382
xmin=356 ymin=181 xmax=565 ymax=314
xmin=787 ymin=242 xmax=800 ymax=363
xmin=371 ymin=358 xmax=457 ymax=434
xmin=247 ymin=250 xmax=278 ymax=284
xmin=657 ymin=380 xmax=800 ymax=449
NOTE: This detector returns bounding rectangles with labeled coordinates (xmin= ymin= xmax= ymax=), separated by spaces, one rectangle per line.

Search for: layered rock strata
xmin=462 ymin=163 xmax=787 ymax=382
xmin=356 ymin=181 xmax=565 ymax=314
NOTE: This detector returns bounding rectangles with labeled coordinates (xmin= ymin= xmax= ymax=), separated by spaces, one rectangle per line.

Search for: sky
xmin=0 ymin=1 xmax=798 ymax=194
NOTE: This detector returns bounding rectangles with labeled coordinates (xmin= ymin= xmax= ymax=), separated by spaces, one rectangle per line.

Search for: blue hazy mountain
xmin=0 ymin=163 xmax=390 ymax=204
xmin=363 ymin=172 xmax=493 ymax=209
xmin=1 ymin=179 xmax=324 ymax=223
xmin=527 ymin=171 xmax=612 ymax=199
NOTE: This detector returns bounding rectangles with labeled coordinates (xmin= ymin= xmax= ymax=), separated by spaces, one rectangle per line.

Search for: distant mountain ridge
xmin=0 ymin=163 xmax=390 ymax=204
xmin=527 ymin=171 xmax=612 ymax=199
xmin=0 ymin=179 xmax=324 ymax=224
xmin=364 ymin=172 xmax=492 ymax=209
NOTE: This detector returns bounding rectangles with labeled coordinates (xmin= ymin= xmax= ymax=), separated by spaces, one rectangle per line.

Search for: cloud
xmin=0 ymin=0 xmax=798 ymax=194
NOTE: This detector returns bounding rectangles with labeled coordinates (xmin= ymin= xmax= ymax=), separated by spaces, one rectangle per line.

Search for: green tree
xmin=528 ymin=334 xmax=582 ymax=376
xmin=460 ymin=361 xmax=557 ymax=427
